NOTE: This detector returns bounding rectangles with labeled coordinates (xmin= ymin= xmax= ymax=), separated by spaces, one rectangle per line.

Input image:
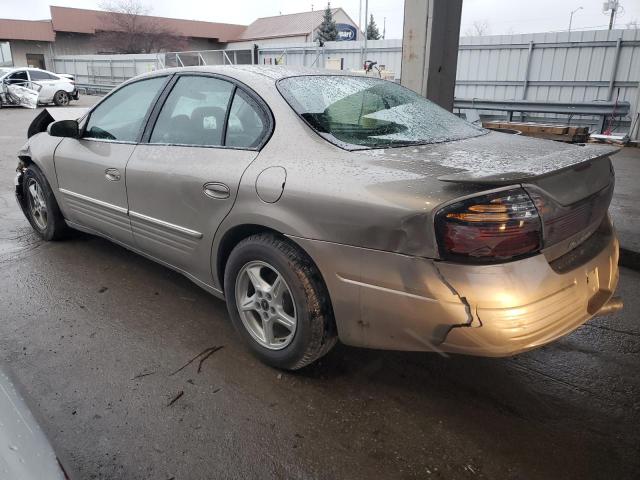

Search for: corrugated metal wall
xmin=53 ymin=54 xmax=162 ymax=86
xmin=52 ymin=50 xmax=254 ymax=85
xmin=456 ymin=29 xmax=640 ymax=137
xmin=51 ymin=29 xmax=640 ymax=139
xmin=257 ymin=31 xmax=640 ymax=139
xmin=257 ymin=39 xmax=403 ymax=78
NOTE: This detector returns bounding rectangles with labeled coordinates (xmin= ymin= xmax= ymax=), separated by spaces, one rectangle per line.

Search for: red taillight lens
xmin=435 ymin=188 xmax=542 ymax=263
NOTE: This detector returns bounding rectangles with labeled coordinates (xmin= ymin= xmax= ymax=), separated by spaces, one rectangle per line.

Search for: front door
xmin=54 ymin=76 xmax=168 ymax=246
xmin=125 ymin=74 xmax=270 ymax=285
xmin=5 ymin=69 xmax=28 ymax=86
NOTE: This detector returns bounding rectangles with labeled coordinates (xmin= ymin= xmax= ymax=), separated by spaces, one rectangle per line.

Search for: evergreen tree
xmin=366 ymin=14 xmax=381 ymax=40
xmin=316 ymin=4 xmax=337 ymax=44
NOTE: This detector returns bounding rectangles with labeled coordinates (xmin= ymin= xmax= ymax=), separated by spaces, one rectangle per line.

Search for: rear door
xmin=54 ymin=75 xmax=169 ymax=246
xmin=125 ymin=73 xmax=271 ymax=285
xmin=27 ymin=70 xmax=58 ymax=103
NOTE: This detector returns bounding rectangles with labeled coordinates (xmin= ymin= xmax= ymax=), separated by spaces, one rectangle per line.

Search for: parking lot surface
xmin=0 ymin=99 xmax=639 ymax=479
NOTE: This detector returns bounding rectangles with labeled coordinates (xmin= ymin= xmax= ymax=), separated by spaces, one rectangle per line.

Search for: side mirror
xmin=48 ymin=119 xmax=79 ymax=138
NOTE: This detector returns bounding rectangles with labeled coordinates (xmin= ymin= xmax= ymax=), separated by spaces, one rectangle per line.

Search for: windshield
xmin=277 ymin=75 xmax=485 ymax=150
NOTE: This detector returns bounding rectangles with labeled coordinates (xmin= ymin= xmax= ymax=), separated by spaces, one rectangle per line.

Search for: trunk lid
xmin=426 ymin=131 xmax=617 ymax=201
xmin=370 ymin=131 xmax=617 ymax=259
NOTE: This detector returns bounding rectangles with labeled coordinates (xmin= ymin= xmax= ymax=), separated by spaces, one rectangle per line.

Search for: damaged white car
xmin=0 ymin=67 xmax=78 ymax=108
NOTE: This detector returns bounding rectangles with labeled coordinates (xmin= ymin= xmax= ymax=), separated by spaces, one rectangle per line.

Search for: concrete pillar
xmin=401 ymin=0 xmax=463 ymax=111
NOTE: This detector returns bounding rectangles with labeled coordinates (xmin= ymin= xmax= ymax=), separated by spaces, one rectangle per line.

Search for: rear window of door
xmin=150 ymin=76 xmax=234 ymax=146
xmin=150 ymin=75 xmax=269 ymax=149
xmin=29 ymin=70 xmax=58 ymax=81
xmin=225 ymin=89 xmax=267 ymax=149
xmin=84 ymin=76 xmax=167 ymax=142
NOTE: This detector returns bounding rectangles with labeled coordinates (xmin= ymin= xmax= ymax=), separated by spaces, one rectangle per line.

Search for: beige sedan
xmin=15 ymin=66 xmax=621 ymax=369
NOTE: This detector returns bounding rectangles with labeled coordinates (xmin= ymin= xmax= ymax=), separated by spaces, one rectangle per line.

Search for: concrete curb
xmin=620 ymin=248 xmax=640 ymax=272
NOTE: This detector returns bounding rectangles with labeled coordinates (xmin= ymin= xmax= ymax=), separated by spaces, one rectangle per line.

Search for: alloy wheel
xmin=55 ymin=91 xmax=69 ymax=106
xmin=235 ymin=260 xmax=297 ymax=350
xmin=27 ymin=178 xmax=48 ymax=230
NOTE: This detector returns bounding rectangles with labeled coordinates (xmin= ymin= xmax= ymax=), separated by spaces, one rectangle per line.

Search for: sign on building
xmin=335 ymin=23 xmax=357 ymax=41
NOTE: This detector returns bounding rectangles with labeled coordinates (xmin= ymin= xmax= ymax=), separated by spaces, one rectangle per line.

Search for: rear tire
xmin=224 ymin=233 xmax=337 ymax=370
xmin=22 ymin=165 xmax=68 ymax=241
xmin=53 ymin=90 xmax=69 ymax=106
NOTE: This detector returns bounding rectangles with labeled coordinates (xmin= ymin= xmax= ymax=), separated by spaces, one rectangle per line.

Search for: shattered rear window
xmin=277 ymin=75 xmax=486 ymax=150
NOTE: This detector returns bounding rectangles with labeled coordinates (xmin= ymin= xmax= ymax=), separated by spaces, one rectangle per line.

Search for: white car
xmin=0 ymin=67 xmax=78 ymax=106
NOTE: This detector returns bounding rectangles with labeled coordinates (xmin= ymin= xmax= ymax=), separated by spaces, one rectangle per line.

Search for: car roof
xmin=137 ymin=65 xmax=364 ymax=86
xmin=0 ymin=67 xmax=56 ymax=73
xmin=25 ymin=68 xmax=56 ymax=73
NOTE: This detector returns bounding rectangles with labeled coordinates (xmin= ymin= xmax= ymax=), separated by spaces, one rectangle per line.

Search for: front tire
xmin=224 ymin=234 xmax=337 ymax=370
xmin=53 ymin=90 xmax=70 ymax=106
xmin=22 ymin=165 xmax=68 ymax=241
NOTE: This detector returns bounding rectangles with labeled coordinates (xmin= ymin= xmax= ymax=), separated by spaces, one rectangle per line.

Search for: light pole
xmin=362 ymin=0 xmax=369 ymax=66
xmin=568 ymin=6 xmax=583 ymax=32
xmin=608 ymin=0 xmax=619 ymax=30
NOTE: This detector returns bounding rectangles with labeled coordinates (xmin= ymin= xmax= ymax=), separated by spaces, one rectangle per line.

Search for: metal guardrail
xmin=76 ymin=83 xmax=118 ymax=96
xmin=454 ymin=98 xmax=631 ymax=133
xmin=454 ymin=99 xmax=630 ymax=116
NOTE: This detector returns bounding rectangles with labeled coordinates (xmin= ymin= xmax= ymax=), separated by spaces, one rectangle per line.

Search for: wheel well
xmin=216 ymin=224 xmax=329 ymax=295
xmin=216 ymin=223 xmax=337 ymax=338
xmin=216 ymin=224 xmax=282 ymax=289
xmin=15 ymin=156 xmax=33 ymax=210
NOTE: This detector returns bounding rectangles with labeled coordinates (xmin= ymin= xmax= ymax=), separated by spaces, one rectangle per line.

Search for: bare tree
xmin=464 ymin=20 xmax=491 ymax=37
xmin=97 ymin=0 xmax=187 ymax=53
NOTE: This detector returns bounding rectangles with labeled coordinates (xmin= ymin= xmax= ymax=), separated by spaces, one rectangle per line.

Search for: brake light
xmin=435 ymin=188 xmax=542 ymax=263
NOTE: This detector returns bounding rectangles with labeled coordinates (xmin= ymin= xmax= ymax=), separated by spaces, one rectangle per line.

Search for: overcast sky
xmin=3 ymin=0 xmax=640 ymax=38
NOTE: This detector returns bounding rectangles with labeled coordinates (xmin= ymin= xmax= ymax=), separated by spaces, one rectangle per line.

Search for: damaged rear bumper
xmin=436 ymin=217 xmax=619 ymax=356
xmin=291 ymin=216 xmax=619 ymax=356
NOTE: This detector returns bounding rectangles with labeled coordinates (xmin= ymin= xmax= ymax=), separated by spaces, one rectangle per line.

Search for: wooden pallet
xmin=483 ymin=121 xmax=589 ymax=143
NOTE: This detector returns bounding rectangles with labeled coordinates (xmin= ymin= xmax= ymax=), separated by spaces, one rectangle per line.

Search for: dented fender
xmin=287 ymin=236 xmax=473 ymax=351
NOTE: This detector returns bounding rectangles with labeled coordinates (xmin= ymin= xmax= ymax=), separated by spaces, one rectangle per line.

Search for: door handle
xmin=105 ymin=168 xmax=121 ymax=182
xmin=203 ymin=182 xmax=230 ymax=199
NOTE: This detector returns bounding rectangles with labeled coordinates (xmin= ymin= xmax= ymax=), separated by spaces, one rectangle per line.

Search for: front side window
xmin=84 ymin=76 xmax=167 ymax=142
xmin=277 ymin=75 xmax=486 ymax=150
xmin=150 ymin=76 xmax=234 ymax=146
xmin=6 ymin=71 xmax=28 ymax=84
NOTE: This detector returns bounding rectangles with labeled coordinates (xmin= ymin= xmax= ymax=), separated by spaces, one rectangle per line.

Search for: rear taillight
xmin=435 ymin=188 xmax=542 ymax=263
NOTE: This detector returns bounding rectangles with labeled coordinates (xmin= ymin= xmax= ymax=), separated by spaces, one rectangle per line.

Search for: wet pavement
xmin=610 ymin=147 xmax=640 ymax=255
xmin=0 ymin=99 xmax=639 ymax=480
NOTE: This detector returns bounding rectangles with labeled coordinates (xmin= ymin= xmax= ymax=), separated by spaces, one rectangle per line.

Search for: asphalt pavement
xmin=0 ymin=99 xmax=638 ymax=480
xmin=609 ymin=146 xmax=640 ymax=269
